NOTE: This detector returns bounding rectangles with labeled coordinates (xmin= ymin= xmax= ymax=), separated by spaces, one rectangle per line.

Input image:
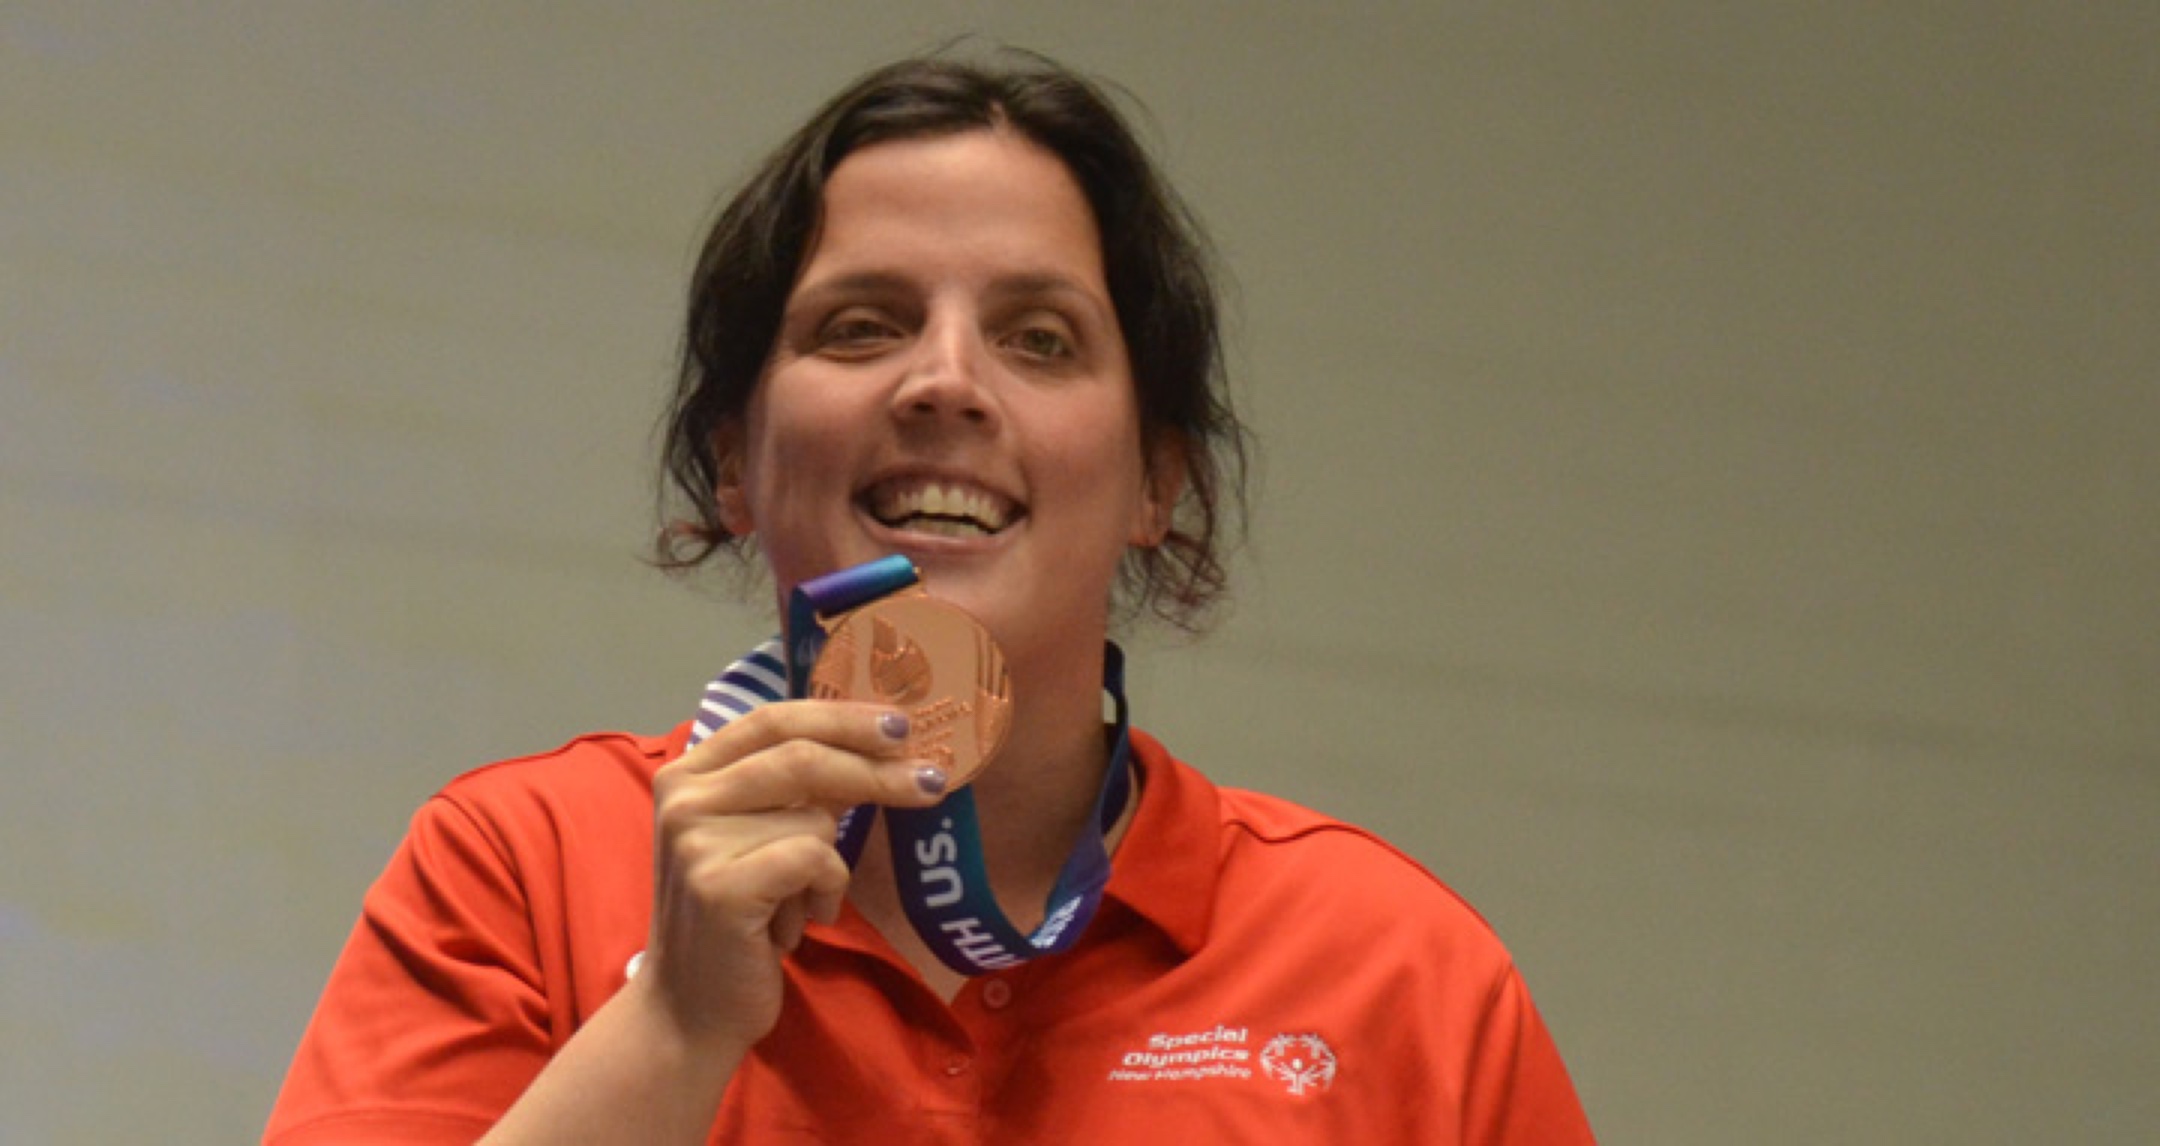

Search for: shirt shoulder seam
xmin=447 ymin=727 xmax=677 ymax=785
xmin=1218 ymin=804 xmax=1502 ymax=935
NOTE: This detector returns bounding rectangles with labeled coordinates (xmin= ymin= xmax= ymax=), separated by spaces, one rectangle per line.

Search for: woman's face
xmin=723 ymin=128 xmax=1176 ymax=662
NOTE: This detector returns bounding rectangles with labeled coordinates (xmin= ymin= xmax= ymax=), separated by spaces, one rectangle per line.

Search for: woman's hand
xmin=479 ymin=704 xmax=940 ymax=1146
xmin=638 ymin=702 xmax=946 ymax=1049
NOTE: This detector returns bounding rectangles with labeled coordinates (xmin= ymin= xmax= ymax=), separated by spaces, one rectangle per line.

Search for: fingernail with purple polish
xmin=913 ymin=766 xmax=948 ymax=797
xmin=879 ymin=711 xmax=910 ymax=740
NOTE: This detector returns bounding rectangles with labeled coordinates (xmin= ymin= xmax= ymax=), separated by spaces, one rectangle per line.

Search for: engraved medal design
xmin=810 ymin=591 xmax=1013 ymax=788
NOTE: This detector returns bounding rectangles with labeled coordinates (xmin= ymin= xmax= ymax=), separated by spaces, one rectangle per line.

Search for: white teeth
xmin=870 ymin=480 xmax=1011 ymax=533
xmin=911 ymin=517 xmax=988 ymax=538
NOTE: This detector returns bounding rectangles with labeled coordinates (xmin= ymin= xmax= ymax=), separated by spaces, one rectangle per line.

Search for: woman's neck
xmin=975 ymin=633 xmax=1115 ymax=867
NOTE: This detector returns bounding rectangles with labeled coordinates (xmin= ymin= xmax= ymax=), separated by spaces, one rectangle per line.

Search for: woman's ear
xmin=717 ymin=484 xmax=754 ymax=537
xmin=712 ymin=425 xmax=755 ymax=537
xmin=1131 ymin=432 xmax=1189 ymax=547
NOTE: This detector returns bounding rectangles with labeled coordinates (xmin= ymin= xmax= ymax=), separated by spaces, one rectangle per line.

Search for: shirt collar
xmin=1101 ymin=727 xmax=1219 ymax=958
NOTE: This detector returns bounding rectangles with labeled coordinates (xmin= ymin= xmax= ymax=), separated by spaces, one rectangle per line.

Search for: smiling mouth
xmin=861 ymin=478 xmax=1021 ymax=539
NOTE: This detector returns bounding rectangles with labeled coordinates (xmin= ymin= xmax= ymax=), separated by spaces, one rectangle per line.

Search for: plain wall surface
xmin=4 ymin=3 xmax=2155 ymax=1142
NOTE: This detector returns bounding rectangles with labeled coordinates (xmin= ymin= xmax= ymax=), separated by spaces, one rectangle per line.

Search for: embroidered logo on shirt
xmin=1107 ymin=1026 xmax=1253 ymax=1083
xmin=1106 ymin=1025 xmax=1340 ymax=1096
xmin=1258 ymin=1032 xmax=1338 ymax=1096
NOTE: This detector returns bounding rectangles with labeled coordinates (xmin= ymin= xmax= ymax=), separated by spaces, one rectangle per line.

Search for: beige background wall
xmin=4 ymin=3 xmax=2154 ymax=1142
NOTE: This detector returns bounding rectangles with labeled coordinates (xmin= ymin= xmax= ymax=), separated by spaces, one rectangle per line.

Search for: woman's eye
xmin=817 ymin=315 xmax=900 ymax=355
xmin=1006 ymin=326 xmax=1074 ymax=360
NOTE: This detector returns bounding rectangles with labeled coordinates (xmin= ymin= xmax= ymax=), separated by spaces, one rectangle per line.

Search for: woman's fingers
xmin=770 ymin=898 xmax=808 ymax=953
xmin=673 ymin=701 xmax=914 ymax=776
xmin=676 ymin=832 xmax=853 ymax=943
xmin=672 ymin=804 xmax=837 ymax=861
xmin=701 ymin=747 xmax=943 ymax=815
xmin=658 ymin=706 xmax=946 ymax=819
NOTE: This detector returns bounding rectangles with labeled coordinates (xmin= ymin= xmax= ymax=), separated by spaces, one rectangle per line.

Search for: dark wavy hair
xmin=656 ymin=51 xmax=1248 ymax=630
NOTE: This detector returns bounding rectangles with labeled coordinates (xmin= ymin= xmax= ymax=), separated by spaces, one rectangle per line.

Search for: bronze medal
xmin=809 ymin=590 xmax=1013 ymax=789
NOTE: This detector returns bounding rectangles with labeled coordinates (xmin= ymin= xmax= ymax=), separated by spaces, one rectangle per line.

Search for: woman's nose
xmin=891 ymin=319 xmax=995 ymax=427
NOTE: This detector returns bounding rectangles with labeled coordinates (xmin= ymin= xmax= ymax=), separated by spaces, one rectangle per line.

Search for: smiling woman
xmin=730 ymin=130 xmax=1171 ymax=702
xmin=657 ymin=54 xmax=1242 ymax=633
xmin=264 ymin=51 xmax=1593 ymax=1145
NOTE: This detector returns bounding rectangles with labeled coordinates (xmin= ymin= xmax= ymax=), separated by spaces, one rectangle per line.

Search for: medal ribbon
xmin=685 ymin=555 xmax=1132 ymax=976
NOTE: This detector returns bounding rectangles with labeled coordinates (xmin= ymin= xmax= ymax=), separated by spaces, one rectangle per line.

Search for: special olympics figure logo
xmin=1259 ymin=1032 xmax=1338 ymax=1096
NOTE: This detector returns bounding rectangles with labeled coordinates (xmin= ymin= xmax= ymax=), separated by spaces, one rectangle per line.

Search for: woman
xmin=267 ymin=53 xmax=1592 ymax=1144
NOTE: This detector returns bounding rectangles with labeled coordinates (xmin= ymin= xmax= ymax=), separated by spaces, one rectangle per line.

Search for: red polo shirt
xmin=266 ymin=727 xmax=1592 ymax=1144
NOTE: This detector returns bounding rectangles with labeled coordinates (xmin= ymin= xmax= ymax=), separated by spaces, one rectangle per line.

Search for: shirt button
xmin=944 ymin=1053 xmax=972 ymax=1076
xmin=980 ymin=979 xmax=1013 ymax=1010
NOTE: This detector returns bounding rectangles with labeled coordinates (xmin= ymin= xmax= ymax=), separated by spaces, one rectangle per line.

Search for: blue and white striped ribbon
xmin=687 ymin=638 xmax=788 ymax=748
